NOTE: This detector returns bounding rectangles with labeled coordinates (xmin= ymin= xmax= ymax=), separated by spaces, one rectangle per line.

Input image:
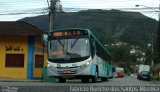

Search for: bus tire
xmin=101 ymin=77 xmax=108 ymax=81
xmin=81 ymin=78 xmax=89 ymax=83
xmin=137 ymin=75 xmax=140 ymax=80
xmin=92 ymin=71 xmax=98 ymax=83
xmin=58 ymin=77 xmax=66 ymax=83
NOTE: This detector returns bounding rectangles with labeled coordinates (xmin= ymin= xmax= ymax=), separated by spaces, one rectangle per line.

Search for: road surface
xmin=0 ymin=76 xmax=159 ymax=92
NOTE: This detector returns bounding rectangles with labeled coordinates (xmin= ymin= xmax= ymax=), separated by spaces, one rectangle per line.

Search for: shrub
xmin=151 ymin=75 xmax=160 ymax=81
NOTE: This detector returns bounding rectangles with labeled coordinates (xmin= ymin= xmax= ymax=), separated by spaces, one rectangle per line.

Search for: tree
xmin=107 ymin=44 xmax=130 ymax=63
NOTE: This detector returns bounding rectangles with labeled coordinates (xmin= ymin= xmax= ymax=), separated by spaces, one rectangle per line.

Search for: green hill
xmin=20 ymin=9 xmax=158 ymax=48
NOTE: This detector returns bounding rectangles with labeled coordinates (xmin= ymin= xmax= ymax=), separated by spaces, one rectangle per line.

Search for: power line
xmin=0 ymin=8 xmax=159 ymax=16
xmin=0 ymin=0 xmax=159 ymax=19
xmin=150 ymin=12 xmax=159 ymax=18
xmin=61 ymin=0 xmax=140 ymax=3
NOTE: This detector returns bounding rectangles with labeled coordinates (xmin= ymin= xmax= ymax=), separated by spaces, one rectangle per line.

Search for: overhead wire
xmin=148 ymin=0 xmax=157 ymax=19
xmin=61 ymin=0 xmax=139 ymax=3
xmin=0 ymin=0 xmax=158 ymax=18
xmin=0 ymin=7 xmax=158 ymax=16
xmin=150 ymin=12 xmax=158 ymax=18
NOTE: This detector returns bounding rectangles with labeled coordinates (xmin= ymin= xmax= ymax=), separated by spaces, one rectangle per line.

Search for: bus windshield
xmin=48 ymin=38 xmax=90 ymax=61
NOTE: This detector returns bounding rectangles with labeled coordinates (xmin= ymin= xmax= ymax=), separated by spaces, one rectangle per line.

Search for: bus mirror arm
xmin=90 ymin=39 xmax=95 ymax=49
xmin=92 ymin=42 xmax=95 ymax=49
xmin=41 ymin=34 xmax=48 ymax=46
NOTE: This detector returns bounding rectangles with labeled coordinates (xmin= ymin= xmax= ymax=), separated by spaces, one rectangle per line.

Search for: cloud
xmin=0 ymin=0 xmax=159 ymax=21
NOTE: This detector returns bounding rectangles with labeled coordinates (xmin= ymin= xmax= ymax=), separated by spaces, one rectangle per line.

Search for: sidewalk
xmin=152 ymin=80 xmax=160 ymax=84
xmin=0 ymin=78 xmax=42 ymax=82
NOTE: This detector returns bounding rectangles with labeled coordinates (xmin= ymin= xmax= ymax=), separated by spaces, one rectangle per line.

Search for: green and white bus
xmin=47 ymin=28 xmax=112 ymax=83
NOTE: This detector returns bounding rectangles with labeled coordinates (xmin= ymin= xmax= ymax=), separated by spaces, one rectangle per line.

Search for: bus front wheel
xmin=81 ymin=78 xmax=89 ymax=83
xmin=58 ymin=77 xmax=66 ymax=83
xmin=101 ymin=77 xmax=108 ymax=81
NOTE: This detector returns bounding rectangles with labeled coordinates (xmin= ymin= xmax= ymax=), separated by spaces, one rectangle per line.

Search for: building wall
xmin=33 ymin=37 xmax=47 ymax=78
xmin=0 ymin=36 xmax=47 ymax=79
xmin=0 ymin=36 xmax=28 ymax=79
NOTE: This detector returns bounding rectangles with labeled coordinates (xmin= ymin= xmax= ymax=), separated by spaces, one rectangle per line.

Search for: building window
xmin=35 ymin=55 xmax=44 ymax=68
xmin=5 ymin=54 xmax=24 ymax=67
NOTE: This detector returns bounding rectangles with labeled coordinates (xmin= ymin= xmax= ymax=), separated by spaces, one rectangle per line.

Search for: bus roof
xmin=51 ymin=28 xmax=111 ymax=56
xmin=51 ymin=28 xmax=88 ymax=32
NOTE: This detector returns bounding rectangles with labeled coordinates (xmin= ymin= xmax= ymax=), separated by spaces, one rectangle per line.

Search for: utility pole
xmin=159 ymin=3 xmax=160 ymax=21
xmin=49 ymin=0 xmax=59 ymax=33
xmin=154 ymin=2 xmax=160 ymax=65
xmin=135 ymin=3 xmax=160 ymax=66
xmin=152 ymin=3 xmax=160 ymax=66
xmin=151 ymin=31 xmax=154 ymax=66
xmin=155 ymin=3 xmax=160 ymax=63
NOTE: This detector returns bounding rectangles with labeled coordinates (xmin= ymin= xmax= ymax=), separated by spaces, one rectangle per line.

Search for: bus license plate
xmin=64 ymin=70 xmax=71 ymax=74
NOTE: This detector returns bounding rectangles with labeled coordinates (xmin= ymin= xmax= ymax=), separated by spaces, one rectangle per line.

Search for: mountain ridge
xmin=19 ymin=9 xmax=158 ymax=48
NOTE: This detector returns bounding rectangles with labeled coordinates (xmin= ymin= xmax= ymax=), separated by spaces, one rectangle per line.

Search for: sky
xmin=0 ymin=0 xmax=159 ymax=21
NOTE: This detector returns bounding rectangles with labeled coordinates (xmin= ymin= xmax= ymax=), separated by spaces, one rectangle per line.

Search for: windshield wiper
xmin=71 ymin=38 xmax=79 ymax=49
xmin=66 ymin=52 xmax=81 ymax=58
xmin=55 ymin=38 xmax=64 ymax=48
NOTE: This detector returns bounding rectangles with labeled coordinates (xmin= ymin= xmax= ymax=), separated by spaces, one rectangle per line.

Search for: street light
xmin=135 ymin=5 xmax=159 ymax=12
xmin=135 ymin=4 xmax=160 ymax=20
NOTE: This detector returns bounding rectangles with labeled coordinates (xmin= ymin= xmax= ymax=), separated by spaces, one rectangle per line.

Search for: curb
xmin=0 ymin=79 xmax=42 ymax=82
xmin=152 ymin=80 xmax=160 ymax=84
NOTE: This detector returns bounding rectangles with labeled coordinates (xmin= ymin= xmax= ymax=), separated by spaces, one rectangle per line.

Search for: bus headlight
xmin=86 ymin=61 xmax=90 ymax=65
xmin=86 ymin=60 xmax=90 ymax=65
xmin=47 ymin=64 xmax=57 ymax=73
xmin=47 ymin=64 xmax=51 ymax=67
xmin=77 ymin=60 xmax=91 ymax=72
xmin=77 ymin=59 xmax=91 ymax=70
xmin=79 ymin=60 xmax=91 ymax=68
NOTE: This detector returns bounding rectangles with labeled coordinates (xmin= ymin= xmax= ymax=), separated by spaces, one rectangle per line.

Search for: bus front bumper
xmin=47 ymin=64 xmax=92 ymax=78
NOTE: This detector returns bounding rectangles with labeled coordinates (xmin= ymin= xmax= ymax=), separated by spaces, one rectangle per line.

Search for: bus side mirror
xmin=90 ymin=39 xmax=95 ymax=58
xmin=93 ymin=42 xmax=95 ymax=49
xmin=91 ymin=39 xmax=95 ymax=49
xmin=41 ymin=34 xmax=48 ymax=46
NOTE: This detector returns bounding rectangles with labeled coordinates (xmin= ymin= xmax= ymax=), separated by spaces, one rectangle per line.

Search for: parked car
xmin=117 ymin=71 xmax=124 ymax=78
xmin=116 ymin=67 xmax=124 ymax=78
xmin=137 ymin=64 xmax=151 ymax=81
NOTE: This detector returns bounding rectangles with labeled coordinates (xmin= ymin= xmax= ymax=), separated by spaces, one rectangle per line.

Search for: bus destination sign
xmin=53 ymin=31 xmax=82 ymax=37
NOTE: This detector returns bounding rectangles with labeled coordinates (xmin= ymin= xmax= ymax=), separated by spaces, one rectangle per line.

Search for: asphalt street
xmin=0 ymin=76 xmax=159 ymax=92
